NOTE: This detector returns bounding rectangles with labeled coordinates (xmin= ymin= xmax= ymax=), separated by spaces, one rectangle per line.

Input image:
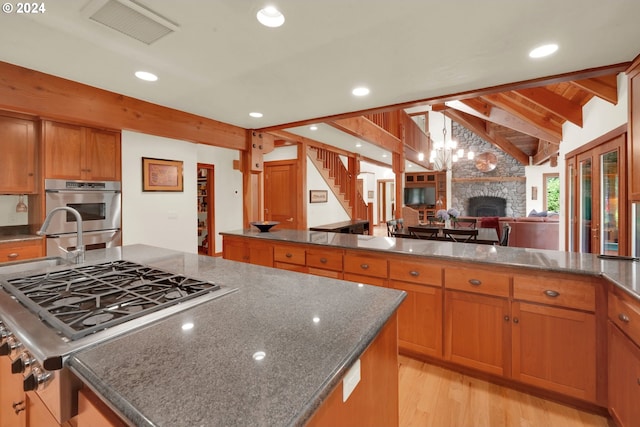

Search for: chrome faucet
xmin=38 ymin=207 xmax=85 ymax=264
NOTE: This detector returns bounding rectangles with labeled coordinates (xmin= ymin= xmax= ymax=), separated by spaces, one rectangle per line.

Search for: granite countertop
xmin=65 ymin=245 xmax=405 ymax=427
xmin=0 ymin=225 xmax=41 ymax=243
xmin=221 ymin=229 xmax=640 ymax=299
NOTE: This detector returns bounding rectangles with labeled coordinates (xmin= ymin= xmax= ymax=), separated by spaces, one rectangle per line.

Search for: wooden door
xmin=43 ymin=121 xmax=85 ymax=180
xmin=444 ymin=290 xmax=510 ymax=376
xmin=575 ymin=134 xmax=626 ymax=254
xmin=512 ymin=302 xmax=596 ymax=402
xmin=0 ymin=115 xmax=36 ymax=193
xmin=264 ymin=161 xmax=299 ymax=229
xmin=85 ymin=129 xmax=121 ymax=181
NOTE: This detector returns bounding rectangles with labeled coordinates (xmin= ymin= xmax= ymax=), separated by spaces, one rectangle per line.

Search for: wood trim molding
xmin=564 ymin=124 xmax=627 ymax=158
xmin=0 ymin=61 xmax=248 ymax=150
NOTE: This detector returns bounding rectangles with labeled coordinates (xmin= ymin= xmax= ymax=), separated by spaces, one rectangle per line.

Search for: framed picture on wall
xmin=142 ymin=157 xmax=184 ymax=192
xmin=309 ymin=190 xmax=328 ymax=203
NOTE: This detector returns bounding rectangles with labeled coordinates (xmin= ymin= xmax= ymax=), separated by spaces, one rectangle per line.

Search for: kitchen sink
xmin=0 ymin=256 xmax=72 ymax=276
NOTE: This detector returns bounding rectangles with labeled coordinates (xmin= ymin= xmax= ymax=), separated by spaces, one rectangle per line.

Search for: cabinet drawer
xmin=444 ymin=267 xmax=509 ymax=298
xmin=307 ymin=249 xmax=343 ymax=271
xmin=344 ymin=253 xmax=387 ymax=278
xmin=273 ymin=245 xmax=306 ymax=266
xmin=389 ymin=259 xmax=441 ymax=286
xmin=0 ymin=239 xmax=43 ymax=263
xmin=609 ymin=288 xmax=640 ymax=346
xmin=514 ymin=275 xmax=595 ymax=312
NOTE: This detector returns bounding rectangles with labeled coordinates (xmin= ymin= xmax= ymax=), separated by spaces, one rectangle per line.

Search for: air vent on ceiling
xmin=83 ymin=0 xmax=179 ymax=45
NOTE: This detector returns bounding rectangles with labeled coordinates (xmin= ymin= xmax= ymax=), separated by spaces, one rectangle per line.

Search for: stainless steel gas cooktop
xmin=3 ymin=260 xmax=221 ymax=340
xmin=0 ymin=259 xmax=236 ymax=369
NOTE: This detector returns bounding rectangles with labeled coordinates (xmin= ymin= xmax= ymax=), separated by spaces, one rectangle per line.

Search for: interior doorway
xmin=197 ymin=163 xmax=215 ymax=256
xmin=377 ymin=179 xmax=395 ymax=225
xmin=264 ymin=160 xmax=299 ymax=229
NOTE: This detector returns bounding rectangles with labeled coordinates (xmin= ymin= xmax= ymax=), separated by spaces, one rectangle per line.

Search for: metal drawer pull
xmin=360 ymin=264 xmax=369 ymax=270
xmin=544 ymin=290 xmax=560 ymax=298
xmin=320 ymin=258 xmax=328 ymax=264
xmin=468 ymin=279 xmax=482 ymax=286
xmin=409 ymin=271 xmax=420 ymax=277
xmin=12 ymin=401 xmax=25 ymax=414
xmin=8 ymin=253 xmax=18 ymax=259
xmin=619 ymin=313 xmax=630 ymax=323
xmin=285 ymin=253 xmax=293 ymax=258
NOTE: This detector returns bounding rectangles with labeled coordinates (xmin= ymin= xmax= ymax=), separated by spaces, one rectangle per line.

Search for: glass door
xmin=600 ymin=149 xmax=619 ymax=255
xmin=577 ymin=154 xmax=593 ymax=253
xmin=566 ymin=160 xmax=576 ymax=252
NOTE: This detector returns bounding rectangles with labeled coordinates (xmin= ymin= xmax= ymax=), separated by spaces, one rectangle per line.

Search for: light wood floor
xmin=398 ymin=356 xmax=610 ymax=427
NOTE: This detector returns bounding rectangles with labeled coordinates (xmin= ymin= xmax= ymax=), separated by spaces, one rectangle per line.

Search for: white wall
xmin=307 ymin=156 xmax=350 ymax=226
xmin=121 ymin=131 xmax=243 ymax=254
xmin=360 ymin=162 xmax=394 ymax=224
xmin=557 ymin=73 xmax=628 ymax=248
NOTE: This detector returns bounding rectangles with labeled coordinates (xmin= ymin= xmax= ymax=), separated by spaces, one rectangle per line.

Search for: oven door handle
xmin=45 ymin=189 xmax=121 ymax=194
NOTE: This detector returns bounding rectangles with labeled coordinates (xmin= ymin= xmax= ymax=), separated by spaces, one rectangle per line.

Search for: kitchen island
xmin=221 ymin=228 xmax=640 ymax=427
xmin=0 ymin=245 xmax=405 ymax=427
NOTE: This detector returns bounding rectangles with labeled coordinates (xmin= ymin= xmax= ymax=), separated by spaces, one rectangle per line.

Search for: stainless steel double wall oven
xmin=44 ymin=179 xmax=122 ymax=257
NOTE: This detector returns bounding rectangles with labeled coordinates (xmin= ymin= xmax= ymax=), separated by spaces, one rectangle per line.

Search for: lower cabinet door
xmin=25 ymin=392 xmax=59 ymax=427
xmin=511 ymin=302 xmax=596 ymax=402
xmin=444 ymin=290 xmax=510 ymax=376
xmin=0 ymin=356 xmax=26 ymax=427
xmin=390 ymin=280 xmax=442 ymax=359
xmin=608 ymin=322 xmax=640 ymax=427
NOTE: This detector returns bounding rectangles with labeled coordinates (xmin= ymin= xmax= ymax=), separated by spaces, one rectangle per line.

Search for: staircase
xmin=308 ymin=146 xmax=369 ymax=220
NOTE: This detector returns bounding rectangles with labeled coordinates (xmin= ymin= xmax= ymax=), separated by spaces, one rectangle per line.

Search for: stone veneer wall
xmin=450 ymin=122 xmax=526 ymax=217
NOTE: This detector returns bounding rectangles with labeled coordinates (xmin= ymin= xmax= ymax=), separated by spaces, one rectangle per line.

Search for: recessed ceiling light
xmin=257 ymin=6 xmax=285 ymax=28
xmin=309 ymin=125 xmax=318 ymax=131
xmin=135 ymin=71 xmax=158 ymax=82
xmin=529 ymin=43 xmax=558 ymax=58
xmin=382 ymin=154 xmax=388 ymax=158
xmin=352 ymin=87 xmax=370 ymax=97
xmin=355 ymin=143 xmax=362 ymax=148
xmin=249 ymin=112 xmax=263 ymax=118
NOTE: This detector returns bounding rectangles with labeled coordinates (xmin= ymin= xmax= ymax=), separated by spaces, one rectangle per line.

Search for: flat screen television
xmin=404 ymin=186 xmax=436 ymax=206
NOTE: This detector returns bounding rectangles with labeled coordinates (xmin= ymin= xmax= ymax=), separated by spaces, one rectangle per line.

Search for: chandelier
xmin=429 ymin=114 xmax=474 ymax=171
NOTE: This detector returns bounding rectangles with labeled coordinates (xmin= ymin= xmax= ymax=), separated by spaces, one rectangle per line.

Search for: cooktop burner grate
xmin=3 ymin=260 xmax=220 ymax=340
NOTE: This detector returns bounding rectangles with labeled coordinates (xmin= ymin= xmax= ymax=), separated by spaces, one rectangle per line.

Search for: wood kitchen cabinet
xmin=0 ymin=115 xmax=37 ymax=194
xmin=75 ymin=388 xmax=126 ymax=427
xmin=273 ymin=244 xmax=307 ymax=273
xmin=43 ymin=121 xmax=121 ymax=181
xmin=222 ymin=237 xmax=273 ymax=267
xmin=343 ymin=251 xmax=388 ymax=287
xmin=628 ymin=56 xmax=640 ymax=201
xmin=306 ymin=247 xmax=343 ymax=279
xmin=608 ymin=322 xmax=640 ymax=427
xmin=0 ymin=239 xmax=44 ymax=263
xmin=511 ymin=274 xmax=597 ymax=402
xmin=389 ymin=259 xmax=442 ymax=359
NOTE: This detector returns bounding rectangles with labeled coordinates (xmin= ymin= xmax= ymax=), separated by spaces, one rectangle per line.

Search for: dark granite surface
xmin=222 ymin=229 xmax=640 ymax=299
xmin=66 ymin=245 xmax=405 ymax=427
xmin=0 ymin=225 xmax=40 ymax=242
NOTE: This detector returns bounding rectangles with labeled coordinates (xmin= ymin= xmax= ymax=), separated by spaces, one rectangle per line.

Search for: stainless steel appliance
xmin=44 ymin=179 xmax=122 ymax=257
xmin=0 ymin=259 xmax=236 ymax=423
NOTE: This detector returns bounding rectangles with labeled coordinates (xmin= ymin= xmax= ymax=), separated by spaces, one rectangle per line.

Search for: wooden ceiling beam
xmin=570 ymin=75 xmax=618 ymax=105
xmin=514 ymin=87 xmax=583 ymax=127
xmin=481 ymin=93 xmax=563 ymax=142
xmin=328 ymin=116 xmax=402 ymax=154
xmin=532 ymin=140 xmax=560 ymax=165
xmin=444 ymin=109 xmax=529 ymax=165
xmin=447 ymin=99 xmax=562 ymax=144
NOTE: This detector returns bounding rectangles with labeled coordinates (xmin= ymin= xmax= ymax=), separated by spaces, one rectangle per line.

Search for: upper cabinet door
xmin=85 ymin=128 xmax=121 ymax=181
xmin=44 ymin=121 xmax=121 ymax=181
xmin=0 ymin=115 xmax=36 ymax=193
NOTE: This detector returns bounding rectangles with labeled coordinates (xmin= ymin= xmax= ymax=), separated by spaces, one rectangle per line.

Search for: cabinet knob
xmin=468 ymin=279 xmax=482 ymax=286
xmin=504 ymin=315 xmax=510 ymax=322
xmin=619 ymin=313 xmax=631 ymax=323
xmin=409 ymin=271 xmax=420 ymax=277
xmin=285 ymin=253 xmax=293 ymax=258
xmin=319 ymin=258 xmax=328 ymax=264
xmin=7 ymin=253 xmax=18 ymax=259
xmin=544 ymin=290 xmax=560 ymax=298
xmin=360 ymin=264 xmax=369 ymax=270
xmin=513 ymin=317 xmax=519 ymax=324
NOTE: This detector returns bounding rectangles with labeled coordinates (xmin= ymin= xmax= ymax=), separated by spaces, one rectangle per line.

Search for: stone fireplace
xmin=467 ymin=196 xmax=507 ymax=217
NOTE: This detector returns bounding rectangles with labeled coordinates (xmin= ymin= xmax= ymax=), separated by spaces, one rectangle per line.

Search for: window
xmin=543 ymin=173 xmax=560 ymax=212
